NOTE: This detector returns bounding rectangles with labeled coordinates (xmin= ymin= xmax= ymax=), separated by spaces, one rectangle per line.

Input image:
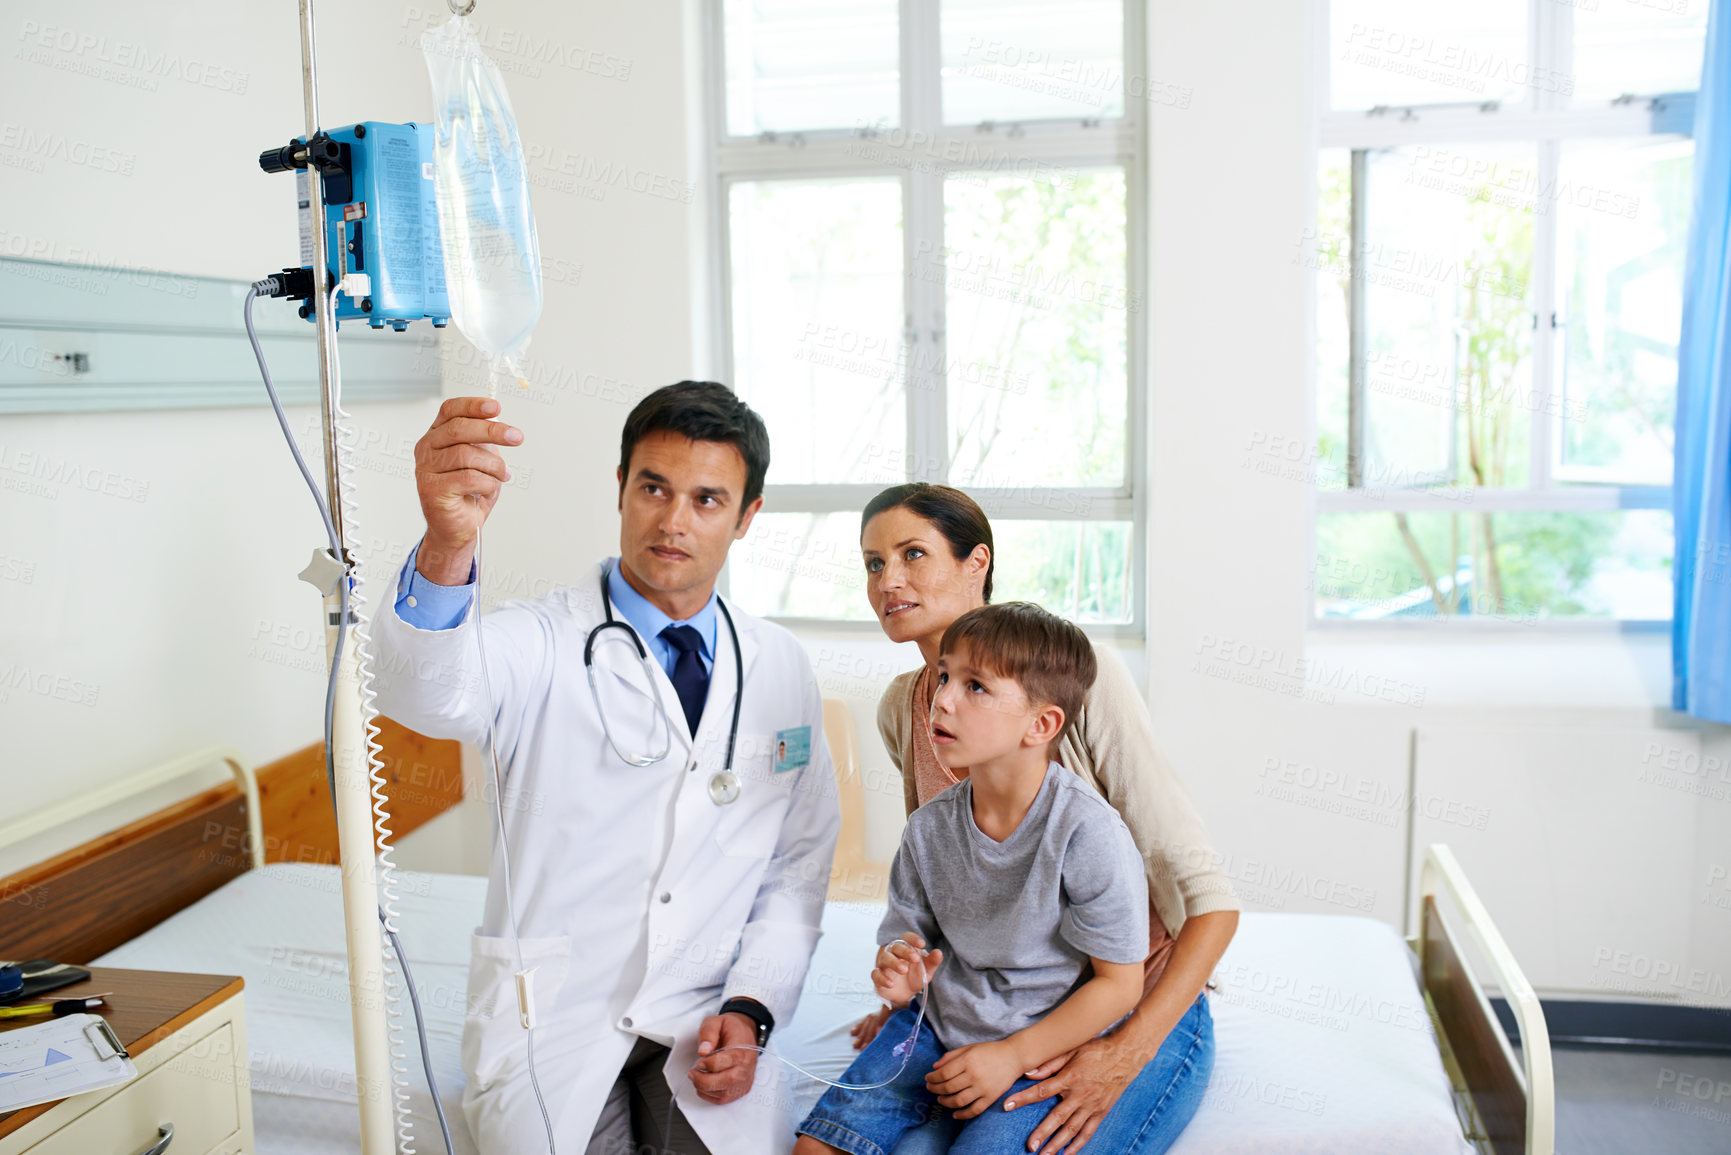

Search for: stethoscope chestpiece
xmin=708 ymin=769 xmax=742 ymax=806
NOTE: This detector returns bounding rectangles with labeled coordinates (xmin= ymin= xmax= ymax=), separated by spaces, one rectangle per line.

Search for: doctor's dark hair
xmin=618 ymin=381 xmax=771 ymax=513
xmin=940 ymin=602 xmax=1096 ymax=750
xmin=860 ymin=483 xmax=995 ymax=602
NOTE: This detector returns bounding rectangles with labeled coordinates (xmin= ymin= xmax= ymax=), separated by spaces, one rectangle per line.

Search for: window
xmin=708 ymin=0 xmax=1145 ymax=628
xmin=1310 ymin=0 xmax=1705 ymax=623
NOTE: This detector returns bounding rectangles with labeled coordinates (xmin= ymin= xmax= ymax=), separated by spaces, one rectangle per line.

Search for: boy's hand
xmin=870 ymin=933 xmax=943 ymax=1008
xmin=926 ymin=1039 xmax=1025 ymax=1120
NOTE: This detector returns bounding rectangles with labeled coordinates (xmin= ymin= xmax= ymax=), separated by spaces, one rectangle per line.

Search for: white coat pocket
xmin=461 ymin=931 xmax=571 ymax=1092
xmin=714 ymin=734 xmax=786 ymax=861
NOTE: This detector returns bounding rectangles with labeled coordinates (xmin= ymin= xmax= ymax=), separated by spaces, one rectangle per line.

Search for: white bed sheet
xmin=1170 ymin=913 xmax=1471 ymax=1155
xmin=99 ymin=864 xmax=479 ymax=1154
xmin=97 ymin=865 xmax=1469 ymax=1155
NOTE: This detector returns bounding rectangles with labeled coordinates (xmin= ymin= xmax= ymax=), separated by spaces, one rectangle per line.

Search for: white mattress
xmin=97 ymin=865 xmax=1468 ymax=1155
xmin=1170 ymin=913 xmax=1471 ymax=1155
xmin=99 ymin=865 xmax=480 ymax=1154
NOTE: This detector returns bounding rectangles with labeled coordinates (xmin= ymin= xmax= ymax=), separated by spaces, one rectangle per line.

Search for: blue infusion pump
xmin=259 ymin=122 xmax=449 ymax=331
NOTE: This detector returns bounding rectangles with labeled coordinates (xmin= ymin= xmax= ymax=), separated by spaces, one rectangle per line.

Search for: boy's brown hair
xmin=939 ymin=602 xmax=1097 ymax=751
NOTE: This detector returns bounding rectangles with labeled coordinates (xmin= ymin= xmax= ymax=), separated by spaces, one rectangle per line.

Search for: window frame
xmin=702 ymin=0 xmax=1150 ymax=636
xmin=1309 ymin=0 xmax=1694 ymax=630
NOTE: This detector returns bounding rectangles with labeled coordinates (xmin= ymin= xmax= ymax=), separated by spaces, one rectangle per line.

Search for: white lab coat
xmin=371 ymin=559 xmax=841 ymax=1154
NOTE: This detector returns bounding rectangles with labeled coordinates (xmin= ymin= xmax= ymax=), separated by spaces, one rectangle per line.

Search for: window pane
xmin=1556 ymin=138 xmax=1691 ymax=485
xmin=1314 ymin=510 xmax=1673 ymax=620
xmin=1330 ymin=0 xmax=1530 ymax=111
xmin=731 ymin=512 xmax=1134 ymax=623
xmin=732 ymin=512 xmax=873 ymax=620
xmin=724 ymin=0 xmax=899 ymax=136
xmin=1314 ymin=151 xmax=1353 ymax=485
xmin=1573 ymin=3 xmax=1709 ymax=103
xmin=729 ymin=179 xmax=906 ymax=486
xmin=941 ymin=0 xmax=1124 ymax=123
xmin=944 ymin=169 xmax=1128 ymax=488
xmin=993 ymin=519 xmax=1134 ymax=623
xmin=1360 ymin=144 xmax=1536 ymax=491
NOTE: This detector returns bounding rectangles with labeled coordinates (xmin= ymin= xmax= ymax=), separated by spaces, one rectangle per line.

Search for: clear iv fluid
xmin=423 ymin=15 xmax=543 ymax=393
xmin=434 ymin=140 xmax=539 ymax=369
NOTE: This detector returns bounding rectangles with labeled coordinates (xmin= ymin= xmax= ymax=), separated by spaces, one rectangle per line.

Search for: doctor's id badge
xmin=773 ymin=726 xmax=811 ymax=773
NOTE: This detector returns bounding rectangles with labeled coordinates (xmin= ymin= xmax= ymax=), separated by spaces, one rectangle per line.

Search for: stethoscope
xmin=583 ymin=566 xmax=745 ymax=805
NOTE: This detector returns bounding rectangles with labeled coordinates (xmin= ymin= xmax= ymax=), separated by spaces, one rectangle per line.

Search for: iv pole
xmin=294 ymin=1 xmax=395 ymax=1149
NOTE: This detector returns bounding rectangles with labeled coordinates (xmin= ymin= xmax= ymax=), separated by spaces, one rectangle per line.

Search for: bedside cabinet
xmin=0 ymin=968 xmax=253 ymax=1155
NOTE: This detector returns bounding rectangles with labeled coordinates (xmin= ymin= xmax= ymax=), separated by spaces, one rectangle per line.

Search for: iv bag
xmin=422 ymin=15 xmax=543 ymax=396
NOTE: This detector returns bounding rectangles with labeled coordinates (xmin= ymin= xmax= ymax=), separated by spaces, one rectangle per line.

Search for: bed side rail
xmin=1419 ymin=843 xmax=1554 ymax=1155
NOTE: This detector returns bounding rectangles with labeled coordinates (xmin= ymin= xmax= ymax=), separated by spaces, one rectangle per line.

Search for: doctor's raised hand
xmin=411 ymin=395 xmax=523 ymax=585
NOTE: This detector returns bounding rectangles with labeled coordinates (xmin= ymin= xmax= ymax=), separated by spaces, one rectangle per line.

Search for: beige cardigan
xmin=877 ymin=642 xmax=1240 ymax=941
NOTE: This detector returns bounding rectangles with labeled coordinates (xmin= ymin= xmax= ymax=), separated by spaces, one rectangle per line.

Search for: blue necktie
xmin=659 ymin=624 xmax=708 ymax=736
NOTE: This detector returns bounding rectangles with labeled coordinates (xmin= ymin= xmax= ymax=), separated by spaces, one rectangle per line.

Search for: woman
xmin=853 ymin=483 xmax=1239 ymax=1155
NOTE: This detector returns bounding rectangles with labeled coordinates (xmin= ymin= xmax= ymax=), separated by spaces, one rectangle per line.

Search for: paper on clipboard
xmin=0 ymin=1014 xmax=136 ymax=1113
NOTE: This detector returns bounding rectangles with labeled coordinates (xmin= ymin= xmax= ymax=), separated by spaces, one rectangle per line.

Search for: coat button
xmin=622 ymin=1017 xmax=633 ymax=1029
xmin=659 ymin=892 xmax=671 ymax=903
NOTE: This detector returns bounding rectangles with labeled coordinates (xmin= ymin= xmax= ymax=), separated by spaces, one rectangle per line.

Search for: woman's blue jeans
xmin=897 ymin=993 xmax=1212 ymax=1155
xmin=800 ymin=993 xmax=1214 ymax=1155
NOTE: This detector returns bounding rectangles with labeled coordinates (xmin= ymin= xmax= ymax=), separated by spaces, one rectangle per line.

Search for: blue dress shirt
xmin=599 ymin=557 xmax=718 ymax=679
xmin=393 ymin=547 xmax=717 ymax=679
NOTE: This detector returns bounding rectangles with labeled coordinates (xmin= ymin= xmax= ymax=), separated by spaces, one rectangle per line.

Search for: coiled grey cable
xmin=246 ymin=281 xmax=456 ymax=1155
xmin=381 ymin=909 xmax=457 ymax=1155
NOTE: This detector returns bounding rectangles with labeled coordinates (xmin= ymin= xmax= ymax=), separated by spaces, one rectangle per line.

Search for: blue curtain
xmin=1674 ymin=0 xmax=1731 ymax=721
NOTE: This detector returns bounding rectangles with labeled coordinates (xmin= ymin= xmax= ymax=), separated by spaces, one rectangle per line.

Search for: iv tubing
xmin=468 ymin=497 xmax=559 ymax=1153
xmin=711 ymin=951 xmax=932 ymax=1092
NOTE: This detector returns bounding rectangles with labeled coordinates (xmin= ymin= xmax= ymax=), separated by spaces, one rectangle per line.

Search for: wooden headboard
xmin=0 ymin=700 xmax=885 ymax=966
xmin=0 ymin=718 xmax=461 ymax=964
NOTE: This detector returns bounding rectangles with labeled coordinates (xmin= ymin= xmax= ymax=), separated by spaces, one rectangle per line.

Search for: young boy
xmin=794 ymin=602 xmax=1150 ymax=1155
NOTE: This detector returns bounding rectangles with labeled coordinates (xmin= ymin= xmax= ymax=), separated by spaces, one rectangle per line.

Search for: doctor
xmin=373 ymin=381 xmax=841 ymax=1155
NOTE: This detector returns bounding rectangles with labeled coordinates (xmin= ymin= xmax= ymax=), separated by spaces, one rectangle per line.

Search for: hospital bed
xmin=1 ymin=712 xmax=1553 ymax=1155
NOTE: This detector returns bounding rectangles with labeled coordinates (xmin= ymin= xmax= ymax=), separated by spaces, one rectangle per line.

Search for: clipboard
xmin=0 ymin=1013 xmax=136 ymax=1113
xmin=0 ymin=961 xmax=92 ymax=1004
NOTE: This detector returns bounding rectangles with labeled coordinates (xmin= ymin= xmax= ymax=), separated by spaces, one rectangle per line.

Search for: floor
xmin=1553 ymin=1048 xmax=1731 ymax=1155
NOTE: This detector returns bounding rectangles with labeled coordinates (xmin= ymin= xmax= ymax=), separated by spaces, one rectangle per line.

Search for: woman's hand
xmin=1007 ymin=1031 xmax=1152 ymax=1154
xmin=1024 ymin=1047 xmax=1078 ymax=1078
xmin=850 ymin=1004 xmax=894 ymax=1050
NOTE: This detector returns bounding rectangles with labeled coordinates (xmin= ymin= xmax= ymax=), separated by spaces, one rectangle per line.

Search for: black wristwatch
xmin=719 ymin=997 xmax=774 ymax=1047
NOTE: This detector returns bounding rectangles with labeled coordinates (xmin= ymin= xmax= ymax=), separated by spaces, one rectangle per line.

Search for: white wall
xmin=774 ymin=0 xmax=1731 ymax=1011
xmin=1135 ymin=0 xmax=1730 ymax=1008
xmin=0 ymin=0 xmax=703 ymax=872
xmin=5 ymin=0 xmax=1726 ymax=1011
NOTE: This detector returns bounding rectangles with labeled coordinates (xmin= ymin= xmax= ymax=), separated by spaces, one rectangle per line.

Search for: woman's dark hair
xmin=619 ymin=381 xmax=771 ymax=512
xmin=860 ymin=483 xmax=995 ymax=602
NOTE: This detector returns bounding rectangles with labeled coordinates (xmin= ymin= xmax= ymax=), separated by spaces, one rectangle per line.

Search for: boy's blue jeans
xmin=797 ymin=994 xmax=1214 ymax=1155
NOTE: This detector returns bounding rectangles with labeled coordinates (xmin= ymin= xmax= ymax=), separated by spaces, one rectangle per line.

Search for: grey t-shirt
xmin=880 ymin=762 xmax=1150 ymax=1049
